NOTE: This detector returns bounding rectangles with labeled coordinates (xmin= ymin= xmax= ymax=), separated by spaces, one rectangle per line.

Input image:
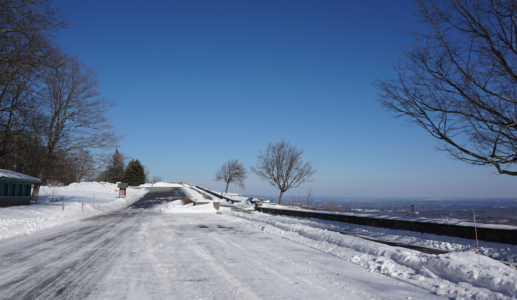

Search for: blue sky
xmin=53 ymin=0 xmax=516 ymax=198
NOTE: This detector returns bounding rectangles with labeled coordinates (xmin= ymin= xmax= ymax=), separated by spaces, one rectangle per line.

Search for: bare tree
xmin=250 ymin=140 xmax=315 ymax=204
xmin=31 ymin=50 xmax=120 ymax=198
xmin=0 ymin=0 xmax=68 ymax=39
xmin=0 ymin=0 xmax=68 ymax=168
xmin=70 ymin=149 xmax=98 ymax=182
xmin=214 ymin=159 xmax=247 ymax=194
xmin=375 ymin=0 xmax=517 ymax=176
xmin=152 ymin=175 xmax=162 ymax=183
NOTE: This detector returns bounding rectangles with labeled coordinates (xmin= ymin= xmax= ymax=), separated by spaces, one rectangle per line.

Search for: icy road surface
xmin=0 ymin=188 xmax=439 ymax=300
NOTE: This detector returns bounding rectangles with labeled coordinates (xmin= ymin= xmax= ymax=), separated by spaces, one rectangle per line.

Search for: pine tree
xmin=122 ymin=159 xmax=145 ymax=186
xmin=103 ymin=149 xmax=125 ymax=183
xmin=122 ymin=159 xmax=136 ymax=185
xmin=133 ymin=159 xmax=145 ymax=186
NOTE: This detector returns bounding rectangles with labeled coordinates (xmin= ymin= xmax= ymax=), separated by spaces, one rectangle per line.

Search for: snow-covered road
xmin=0 ymin=188 xmax=440 ymax=299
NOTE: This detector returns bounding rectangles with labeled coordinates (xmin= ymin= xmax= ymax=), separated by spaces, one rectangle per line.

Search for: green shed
xmin=0 ymin=169 xmax=42 ymax=207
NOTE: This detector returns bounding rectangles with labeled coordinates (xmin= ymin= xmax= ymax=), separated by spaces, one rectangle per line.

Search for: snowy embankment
xmin=160 ymin=185 xmax=218 ymax=214
xmin=219 ymin=210 xmax=517 ymax=299
xmin=0 ymin=182 xmax=148 ymax=241
xmin=252 ymin=207 xmax=517 ymax=263
xmin=139 ymin=182 xmax=184 ymax=188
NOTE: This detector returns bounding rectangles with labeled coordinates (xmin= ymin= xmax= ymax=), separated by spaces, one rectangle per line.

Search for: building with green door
xmin=0 ymin=169 xmax=41 ymax=207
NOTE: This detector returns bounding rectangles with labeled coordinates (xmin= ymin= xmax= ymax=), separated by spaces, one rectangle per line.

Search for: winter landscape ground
xmin=0 ymin=183 xmax=516 ymax=299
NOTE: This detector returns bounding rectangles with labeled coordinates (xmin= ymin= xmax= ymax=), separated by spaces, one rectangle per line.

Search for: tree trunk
xmin=225 ymin=182 xmax=229 ymax=194
xmin=31 ymin=183 xmax=41 ymax=201
xmin=278 ymin=191 xmax=284 ymax=205
xmin=31 ymin=155 xmax=50 ymax=200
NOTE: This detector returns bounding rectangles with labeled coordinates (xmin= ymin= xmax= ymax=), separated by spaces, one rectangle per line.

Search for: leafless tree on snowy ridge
xmin=214 ymin=159 xmax=247 ymax=194
xmin=250 ymin=140 xmax=315 ymax=205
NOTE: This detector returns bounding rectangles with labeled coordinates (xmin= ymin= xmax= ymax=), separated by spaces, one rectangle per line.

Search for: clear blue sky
xmin=53 ymin=0 xmax=516 ymax=198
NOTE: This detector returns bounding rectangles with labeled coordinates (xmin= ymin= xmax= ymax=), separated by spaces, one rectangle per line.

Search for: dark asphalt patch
xmin=129 ymin=187 xmax=187 ymax=209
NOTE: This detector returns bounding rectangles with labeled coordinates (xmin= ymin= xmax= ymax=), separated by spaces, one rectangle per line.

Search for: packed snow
xmin=160 ymin=186 xmax=218 ymax=214
xmin=206 ymin=188 xmax=252 ymax=202
xmin=0 ymin=182 xmax=148 ymax=240
xmin=218 ymin=209 xmax=517 ymax=299
xmin=160 ymin=199 xmax=218 ymax=214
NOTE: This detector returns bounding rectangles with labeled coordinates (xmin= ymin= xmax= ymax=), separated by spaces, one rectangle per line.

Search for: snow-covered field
xmin=219 ymin=209 xmax=517 ymax=299
xmin=0 ymin=182 xmax=148 ymax=241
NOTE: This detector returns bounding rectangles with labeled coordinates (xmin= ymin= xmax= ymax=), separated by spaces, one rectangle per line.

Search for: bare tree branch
xmin=375 ymin=0 xmax=517 ymax=176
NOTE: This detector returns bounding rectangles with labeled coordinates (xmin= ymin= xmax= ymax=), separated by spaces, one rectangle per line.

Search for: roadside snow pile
xmin=224 ymin=202 xmax=255 ymax=211
xmin=161 ymin=200 xmax=217 ymax=214
xmin=210 ymin=189 xmax=250 ymax=202
xmin=182 ymin=186 xmax=206 ymax=200
xmin=53 ymin=181 xmax=118 ymax=192
xmin=139 ymin=182 xmax=184 ymax=187
xmin=238 ymin=211 xmax=517 ymax=263
xmin=246 ymin=209 xmax=517 ymax=263
xmin=220 ymin=210 xmax=517 ymax=299
xmin=161 ymin=187 xmax=217 ymax=214
xmin=0 ymin=182 xmax=148 ymax=241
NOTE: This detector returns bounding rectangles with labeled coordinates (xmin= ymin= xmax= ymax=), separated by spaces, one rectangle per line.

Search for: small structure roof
xmin=117 ymin=183 xmax=129 ymax=188
xmin=0 ymin=169 xmax=41 ymax=184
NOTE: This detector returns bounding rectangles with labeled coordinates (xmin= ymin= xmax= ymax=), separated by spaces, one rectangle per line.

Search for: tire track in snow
xmin=222 ymin=223 xmax=373 ymax=300
xmin=0 ymin=210 xmax=144 ymax=299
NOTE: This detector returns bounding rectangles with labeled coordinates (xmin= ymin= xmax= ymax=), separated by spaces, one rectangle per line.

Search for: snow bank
xmin=161 ymin=200 xmax=217 ymax=214
xmin=183 ymin=186 xmax=218 ymax=202
xmin=220 ymin=210 xmax=517 ymax=299
xmin=182 ymin=186 xmax=205 ymax=200
xmin=139 ymin=182 xmax=184 ymax=187
xmin=0 ymin=182 xmax=148 ymax=241
xmin=160 ymin=187 xmax=217 ymax=214
xmin=56 ymin=181 xmax=119 ymax=192
xmin=240 ymin=211 xmax=517 ymax=263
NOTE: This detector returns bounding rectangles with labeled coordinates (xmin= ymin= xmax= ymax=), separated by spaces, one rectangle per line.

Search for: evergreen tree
xmin=122 ymin=159 xmax=135 ymax=185
xmin=103 ymin=149 xmax=125 ymax=183
xmin=122 ymin=159 xmax=145 ymax=186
